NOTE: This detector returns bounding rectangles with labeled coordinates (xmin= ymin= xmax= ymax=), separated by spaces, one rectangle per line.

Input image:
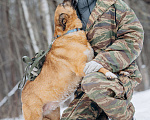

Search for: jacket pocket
xmin=118 ymin=73 xmax=133 ymax=101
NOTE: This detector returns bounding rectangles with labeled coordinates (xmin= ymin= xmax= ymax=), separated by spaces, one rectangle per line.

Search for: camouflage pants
xmin=61 ymin=72 xmax=135 ymax=120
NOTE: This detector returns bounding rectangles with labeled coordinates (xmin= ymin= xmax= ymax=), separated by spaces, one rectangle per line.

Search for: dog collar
xmin=55 ymin=28 xmax=81 ymax=39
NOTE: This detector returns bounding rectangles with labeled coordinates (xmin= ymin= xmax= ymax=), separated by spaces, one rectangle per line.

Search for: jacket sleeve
xmin=93 ymin=7 xmax=144 ymax=73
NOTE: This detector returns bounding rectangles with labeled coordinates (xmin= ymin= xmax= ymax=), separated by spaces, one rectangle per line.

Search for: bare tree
xmin=40 ymin=0 xmax=53 ymax=45
xmin=21 ymin=0 xmax=39 ymax=53
xmin=0 ymin=0 xmax=150 ymax=119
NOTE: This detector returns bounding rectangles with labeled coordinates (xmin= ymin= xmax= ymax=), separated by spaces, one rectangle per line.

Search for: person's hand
xmin=84 ymin=61 xmax=103 ymax=74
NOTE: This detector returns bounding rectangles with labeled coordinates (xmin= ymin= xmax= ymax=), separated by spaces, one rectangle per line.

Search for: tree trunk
xmin=40 ymin=0 xmax=53 ymax=45
xmin=21 ymin=0 xmax=39 ymax=53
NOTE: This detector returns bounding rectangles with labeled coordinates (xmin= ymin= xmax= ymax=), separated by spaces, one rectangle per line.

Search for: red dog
xmin=21 ymin=0 xmax=117 ymax=120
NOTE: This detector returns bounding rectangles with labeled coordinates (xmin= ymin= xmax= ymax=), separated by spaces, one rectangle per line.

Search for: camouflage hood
xmin=77 ymin=0 xmax=97 ymax=30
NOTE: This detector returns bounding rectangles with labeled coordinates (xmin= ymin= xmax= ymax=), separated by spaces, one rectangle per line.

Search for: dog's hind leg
xmin=22 ymin=94 xmax=44 ymax=120
xmin=22 ymin=104 xmax=31 ymax=120
xmin=22 ymin=103 xmax=43 ymax=120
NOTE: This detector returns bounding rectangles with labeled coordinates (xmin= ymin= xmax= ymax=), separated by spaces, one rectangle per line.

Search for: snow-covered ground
xmin=1 ymin=89 xmax=150 ymax=120
xmin=0 ymin=115 xmax=23 ymax=120
xmin=132 ymin=89 xmax=150 ymax=120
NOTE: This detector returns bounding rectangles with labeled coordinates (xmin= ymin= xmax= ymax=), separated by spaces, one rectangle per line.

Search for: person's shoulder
xmin=115 ymin=0 xmax=131 ymax=12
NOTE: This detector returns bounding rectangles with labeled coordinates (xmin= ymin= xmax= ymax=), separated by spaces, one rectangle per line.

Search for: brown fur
xmin=21 ymin=1 xmax=115 ymax=120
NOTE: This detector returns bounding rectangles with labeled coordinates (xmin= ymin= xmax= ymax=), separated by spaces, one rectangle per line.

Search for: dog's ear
xmin=63 ymin=0 xmax=77 ymax=9
xmin=59 ymin=13 xmax=69 ymax=31
xmin=72 ymin=0 xmax=77 ymax=9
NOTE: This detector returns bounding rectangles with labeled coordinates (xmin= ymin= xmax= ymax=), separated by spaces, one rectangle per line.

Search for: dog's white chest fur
xmin=84 ymin=45 xmax=94 ymax=62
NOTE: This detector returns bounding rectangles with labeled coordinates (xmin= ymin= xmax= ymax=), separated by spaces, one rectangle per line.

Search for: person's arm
xmin=81 ymin=3 xmax=144 ymax=120
xmin=93 ymin=6 xmax=144 ymax=73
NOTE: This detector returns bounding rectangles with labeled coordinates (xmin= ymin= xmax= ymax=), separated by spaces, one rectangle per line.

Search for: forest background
xmin=0 ymin=0 xmax=150 ymax=119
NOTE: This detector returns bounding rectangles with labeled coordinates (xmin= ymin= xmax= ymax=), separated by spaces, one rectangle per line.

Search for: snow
xmin=0 ymin=115 xmax=23 ymax=120
xmin=132 ymin=89 xmax=150 ymax=120
xmin=1 ymin=89 xmax=150 ymax=120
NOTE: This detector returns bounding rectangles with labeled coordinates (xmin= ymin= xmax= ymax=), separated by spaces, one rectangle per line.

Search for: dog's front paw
xmin=105 ymin=72 xmax=117 ymax=79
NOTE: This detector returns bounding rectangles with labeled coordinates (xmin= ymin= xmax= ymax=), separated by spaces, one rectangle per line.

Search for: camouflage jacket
xmin=86 ymin=0 xmax=144 ymax=88
xmin=61 ymin=0 xmax=144 ymax=119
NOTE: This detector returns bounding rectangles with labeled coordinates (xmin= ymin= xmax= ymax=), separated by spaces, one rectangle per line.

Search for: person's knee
xmin=81 ymin=72 xmax=127 ymax=100
xmin=81 ymin=72 xmax=106 ymax=93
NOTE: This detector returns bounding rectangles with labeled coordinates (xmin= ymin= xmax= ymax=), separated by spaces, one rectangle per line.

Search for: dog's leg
xmin=98 ymin=68 xmax=117 ymax=79
xmin=43 ymin=106 xmax=60 ymax=120
xmin=42 ymin=102 xmax=60 ymax=120
xmin=60 ymin=93 xmax=74 ymax=118
xmin=22 ymin=93 xmax=44 ymax=120
xmin=22 ymin=103 xmax=43 ymax=120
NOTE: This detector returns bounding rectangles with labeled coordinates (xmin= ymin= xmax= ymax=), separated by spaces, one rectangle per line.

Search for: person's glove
xmin=84 ymin=61 xmax=103 ymax=74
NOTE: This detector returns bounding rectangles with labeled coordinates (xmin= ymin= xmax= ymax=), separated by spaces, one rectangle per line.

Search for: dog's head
xmin=54 ymin=0 xmax=82 ymax=37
